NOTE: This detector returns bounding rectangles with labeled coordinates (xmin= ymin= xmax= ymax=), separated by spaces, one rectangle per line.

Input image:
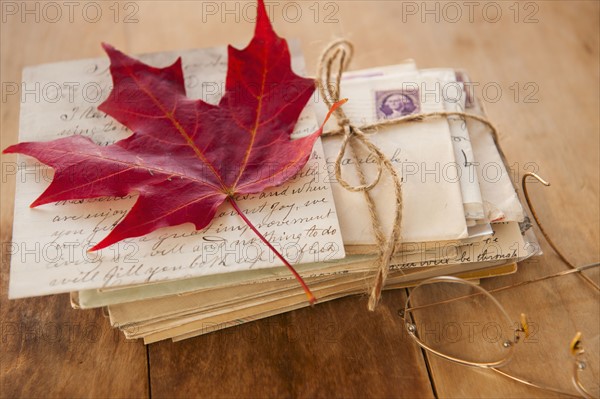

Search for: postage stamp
xmin=375 ymin=89 xmax=420 ymax=120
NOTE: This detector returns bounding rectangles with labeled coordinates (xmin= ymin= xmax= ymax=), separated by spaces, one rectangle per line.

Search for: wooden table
xmin=1 ymin=1 xmax=598 ymax=397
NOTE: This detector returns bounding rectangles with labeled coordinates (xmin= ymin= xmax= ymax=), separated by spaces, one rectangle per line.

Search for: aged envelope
xmin=457 ymin=72 xmax=524 ymax=223
xmin=421 ymin=68 xmax=485 ymax=225
xmin=317 ymin=70 xmax=469 ymax=246
xmin=346 ymin=66 xmax=486 ymax=227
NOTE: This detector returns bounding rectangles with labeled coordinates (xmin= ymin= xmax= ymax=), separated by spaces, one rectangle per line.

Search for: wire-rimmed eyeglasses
xmin=398 ymin=173 xmax=599 ymax=398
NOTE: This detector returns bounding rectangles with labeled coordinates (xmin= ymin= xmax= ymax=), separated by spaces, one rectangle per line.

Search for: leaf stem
xmin=227 ymin=196 xmax=316 ymax=306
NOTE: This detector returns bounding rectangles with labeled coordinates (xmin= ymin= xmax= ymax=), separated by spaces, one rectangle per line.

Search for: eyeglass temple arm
xmin=568 ymin=332 xmax=598 ymax=399
xmin=522 ymin=172 xmax=599 ymax=291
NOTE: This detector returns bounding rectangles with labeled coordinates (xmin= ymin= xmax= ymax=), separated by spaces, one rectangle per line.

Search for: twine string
xmin=316 ymin=39 xmax=500 ymax=310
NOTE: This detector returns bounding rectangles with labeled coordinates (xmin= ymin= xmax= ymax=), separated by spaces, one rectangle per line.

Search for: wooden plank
xmin=0 ymin=293 xmax=149 ymax=398
xmin=0 ymin=10 xmax=148 ymax=399
xmin=412 ymin=256 xmax=600 ymax=398
xmin=404 ymin=0 xmax=600 ymax=397
xmin=148 ymin=290 xmax=434 ymax=399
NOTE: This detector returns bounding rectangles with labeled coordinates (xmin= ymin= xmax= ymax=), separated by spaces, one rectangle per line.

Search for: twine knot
xmin=338 ymin=118 xmax=351 ymax=130
xmin=316 ymin=39 xmax=500 ymax=311
xmin=317 ymin=39 xmax=402 ymax=310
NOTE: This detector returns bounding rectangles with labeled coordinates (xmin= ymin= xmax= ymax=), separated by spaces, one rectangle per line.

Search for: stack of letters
xmin=5 ymin=42 xmax=537 ymax=343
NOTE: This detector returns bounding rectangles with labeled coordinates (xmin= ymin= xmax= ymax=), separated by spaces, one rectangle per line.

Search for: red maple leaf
xmin=3 ymin=0 xmax=341 ymax=303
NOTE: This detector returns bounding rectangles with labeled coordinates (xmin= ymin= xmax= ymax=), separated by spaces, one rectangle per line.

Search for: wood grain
xmin=148 ymin=290 xmax=434 ymax=399
xmin=0 ymin=294 xmax=148 ymax=398
xmin=393 ymin=0 xmax=600 ymax=396
xmin=1 ymin=1 xmax=598 ymax=398
xmin=0 ymin=9 xmax=148 ymax=399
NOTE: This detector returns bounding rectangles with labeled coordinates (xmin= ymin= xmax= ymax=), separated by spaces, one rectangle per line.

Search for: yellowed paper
xmin=318 ymin=71 xmax=469 ymax=245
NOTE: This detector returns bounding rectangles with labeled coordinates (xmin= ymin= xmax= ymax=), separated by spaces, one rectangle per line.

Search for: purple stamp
xmin=375 ymin=89 xmax=420 ymax=120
